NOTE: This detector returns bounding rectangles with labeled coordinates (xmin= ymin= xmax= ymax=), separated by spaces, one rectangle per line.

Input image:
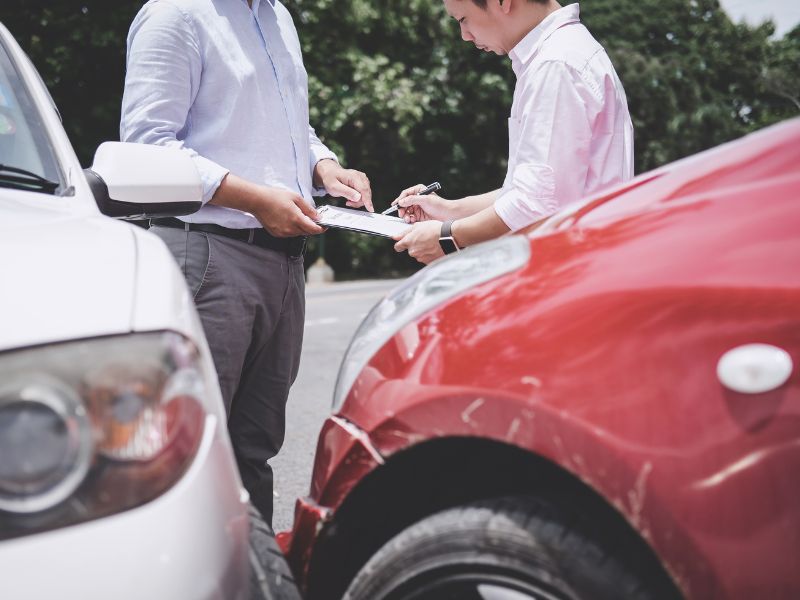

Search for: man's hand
xmin=393 ymin=220 xmax=444 ymax=265
xmin=392 ymin=184 xmax=453 ymax=223
xmin=210 ymin=174 xmax=324 ymax=237
xmin=251 ymin=188 xmax=325 ymax=238
xmin=314 ymin=159 xmax=373 ymax=212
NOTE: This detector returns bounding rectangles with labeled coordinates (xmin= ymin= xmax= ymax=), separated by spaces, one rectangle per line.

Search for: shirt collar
xmin=510 ymin=3 xmax=581 ymax=75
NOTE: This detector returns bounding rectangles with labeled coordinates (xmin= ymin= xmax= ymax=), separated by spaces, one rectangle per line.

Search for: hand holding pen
xmin=383 ymin=182 xmax=443 ymax=223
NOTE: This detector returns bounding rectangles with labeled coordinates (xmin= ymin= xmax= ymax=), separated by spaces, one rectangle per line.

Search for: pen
xmin=381 ymin=181 xmax=442 ymax=215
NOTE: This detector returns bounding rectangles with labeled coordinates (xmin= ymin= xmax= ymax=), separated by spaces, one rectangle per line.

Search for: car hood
xmin=0 ymin=191 xmax=136 ymax=352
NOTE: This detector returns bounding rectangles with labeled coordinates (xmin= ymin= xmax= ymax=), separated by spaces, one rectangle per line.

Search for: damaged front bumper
xmin=278 ymin=415 xmax=385 ymax=587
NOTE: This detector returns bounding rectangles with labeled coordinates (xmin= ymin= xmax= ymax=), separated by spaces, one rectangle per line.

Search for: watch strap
xmin=439 ymin=220 xmax=460 ymax=254
xmin=441 ymin=220 xmax=454 ymax=239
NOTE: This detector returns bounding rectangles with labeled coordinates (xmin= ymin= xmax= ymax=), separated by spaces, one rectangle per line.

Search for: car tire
xmin=248 ymin=505 xmax=302 ymax=600
xmin=342 ymin=496 xmax=677 ymax=600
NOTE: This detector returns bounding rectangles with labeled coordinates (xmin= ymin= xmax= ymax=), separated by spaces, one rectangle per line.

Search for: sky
xmin=718 ymin=0 xmax=800 ymax=37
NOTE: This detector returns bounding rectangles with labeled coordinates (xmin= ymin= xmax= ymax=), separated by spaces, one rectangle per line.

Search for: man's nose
xmin=460 ymin=23 xmax=473 ymax=42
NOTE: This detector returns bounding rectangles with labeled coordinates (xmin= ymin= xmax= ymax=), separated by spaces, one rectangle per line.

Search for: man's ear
xmin=498 ymin=0 xmax=513 ymax=15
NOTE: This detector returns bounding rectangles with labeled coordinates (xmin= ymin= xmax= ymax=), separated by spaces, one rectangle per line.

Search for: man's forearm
xmin=208 ymin=173 xmax=324 ymax=237
xmin=209 ymin=173 xmax=273 ymax=213
xmin=452 ymin=189 xmax=500 ymax=218
xmin=451 ymin=204 xmax=511 ymax=248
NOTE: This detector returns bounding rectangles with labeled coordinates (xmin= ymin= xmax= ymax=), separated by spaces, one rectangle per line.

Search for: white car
xmin=0 ymin=22 xmax=299 ymax=600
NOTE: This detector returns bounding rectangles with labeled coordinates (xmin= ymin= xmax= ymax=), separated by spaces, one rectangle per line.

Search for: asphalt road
xmin=272 ymin=278 xmax=403 ymax=533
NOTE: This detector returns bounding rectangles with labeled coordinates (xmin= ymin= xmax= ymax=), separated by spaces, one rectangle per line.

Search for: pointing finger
xmin=328 ymin=180 xmax=362 ymax=203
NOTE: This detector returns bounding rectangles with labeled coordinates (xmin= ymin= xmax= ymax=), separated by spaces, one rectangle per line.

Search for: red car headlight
xmin=333 ymin=236 xmax=531 ymax=410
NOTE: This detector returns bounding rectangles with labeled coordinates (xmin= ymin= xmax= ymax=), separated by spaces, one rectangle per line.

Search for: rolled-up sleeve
xmin=120 ymin=2 xmax=229 ymax=204
xmin=308 ymin=125 xmax=338 ymax=196
xmin=494 ymin=60 xmax=595 ymax=231
xmin=308 ymin=125 xmax=339 ymax=196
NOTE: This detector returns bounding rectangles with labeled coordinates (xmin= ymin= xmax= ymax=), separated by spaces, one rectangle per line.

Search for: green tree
xmin=1 ymin=2 xmax=141 ymax=163
xmin=581 ymin=0 xmax=786 ymax=171
xmin=760 ymin=25 xmax=800 ymax=124
xmin=287 ymin=0 xmax=515 ymax=276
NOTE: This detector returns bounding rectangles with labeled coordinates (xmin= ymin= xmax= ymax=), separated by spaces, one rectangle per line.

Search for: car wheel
xmin=248 ymin=504 xmax=302 ymax=600
xmin=343 ymin=496 xmax=675 ymax=600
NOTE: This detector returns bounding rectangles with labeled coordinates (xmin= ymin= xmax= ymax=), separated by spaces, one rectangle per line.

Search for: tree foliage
xmin=581 ymin=0 xmax=797 ymax=169
xmin=2 ymin=0 xmax=797 ymax=277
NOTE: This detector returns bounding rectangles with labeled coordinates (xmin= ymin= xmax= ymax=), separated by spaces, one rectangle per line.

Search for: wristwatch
xmin=439 ymin=220 xmax=460 ymax=255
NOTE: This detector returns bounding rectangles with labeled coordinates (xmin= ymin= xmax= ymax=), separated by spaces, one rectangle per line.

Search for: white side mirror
xmin=85 ymin=142 xmax=203 ymax=219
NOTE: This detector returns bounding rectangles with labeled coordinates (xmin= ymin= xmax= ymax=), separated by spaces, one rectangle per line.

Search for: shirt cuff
xmin=493 ymin=163 xmax=558 ymax=231
xmin=193 ymin=155 xmax=230 ymax=204
xmin=309 ymin=147 xmax=338 ymax=198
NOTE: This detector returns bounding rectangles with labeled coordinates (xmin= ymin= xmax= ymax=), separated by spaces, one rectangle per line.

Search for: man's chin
xmin=476 ymin=45 xmax=506 ymax=55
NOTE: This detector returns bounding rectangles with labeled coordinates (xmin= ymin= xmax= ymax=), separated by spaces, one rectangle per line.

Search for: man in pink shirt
xmin=393 ymin=0 xmax=634 ymax=263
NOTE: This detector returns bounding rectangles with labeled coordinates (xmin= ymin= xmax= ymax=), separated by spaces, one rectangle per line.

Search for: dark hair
xmin=467 ymin=0 xmax=548 ymax=8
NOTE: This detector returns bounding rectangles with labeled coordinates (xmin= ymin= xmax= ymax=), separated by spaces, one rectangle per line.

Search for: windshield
xmin=0 ymin=36 xmax=65 ymax=194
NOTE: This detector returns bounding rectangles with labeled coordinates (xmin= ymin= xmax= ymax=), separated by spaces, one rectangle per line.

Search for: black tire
xmin=343 ymin=496 xmax=678 ymax=600
xmin=248 ymin=504 xmax=302 ymax=600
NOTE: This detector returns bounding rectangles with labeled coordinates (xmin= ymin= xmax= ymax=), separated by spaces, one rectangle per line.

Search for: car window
xmin=0 ymin=38 xmax=65 ymax=194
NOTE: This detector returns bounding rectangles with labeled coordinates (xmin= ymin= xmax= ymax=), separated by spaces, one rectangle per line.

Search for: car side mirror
xmin=84 ymin=142 xmax=203 ymax=220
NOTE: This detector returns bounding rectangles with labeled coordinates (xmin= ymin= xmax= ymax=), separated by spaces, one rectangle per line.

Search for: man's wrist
xmin=313 ymin=158 xmax=339 ymax=187
xmin=439 ymin=219 xmax=461 ymax=254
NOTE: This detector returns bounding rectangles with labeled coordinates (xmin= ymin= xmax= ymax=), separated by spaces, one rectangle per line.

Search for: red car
xmin=280 ymin=119 xmax=800 ymax=600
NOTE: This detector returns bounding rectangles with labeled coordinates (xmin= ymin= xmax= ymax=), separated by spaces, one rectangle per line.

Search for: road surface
xmin=272 ymin=279 xmax=402 ymax=532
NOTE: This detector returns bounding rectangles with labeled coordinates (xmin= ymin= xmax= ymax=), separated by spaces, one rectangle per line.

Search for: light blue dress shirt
xmin=120 ymin=0 xmax=337 ymax=229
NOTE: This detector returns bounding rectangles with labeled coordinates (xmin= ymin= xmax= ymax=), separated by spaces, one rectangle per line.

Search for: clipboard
xmin=316 ymin=205 xmax=412 ymax=238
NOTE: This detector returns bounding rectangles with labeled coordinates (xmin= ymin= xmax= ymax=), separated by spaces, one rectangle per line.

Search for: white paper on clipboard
xmin=316 ymin=205 xmax=411 ymax=238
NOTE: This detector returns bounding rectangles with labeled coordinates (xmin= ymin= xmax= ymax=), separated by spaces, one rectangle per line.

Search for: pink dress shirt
xmin=494 ymin=3 xmax=634 ymax=231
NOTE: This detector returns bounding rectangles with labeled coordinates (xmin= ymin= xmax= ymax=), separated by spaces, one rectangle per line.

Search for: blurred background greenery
xmin=2 ymin=0 xmax=798 ymax=277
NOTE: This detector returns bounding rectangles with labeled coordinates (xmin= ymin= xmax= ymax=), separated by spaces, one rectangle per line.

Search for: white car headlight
xmin=0 ymin=332 xmax=210 ymax=539
xmin=332 ymin=236 xmax=531 ymax=411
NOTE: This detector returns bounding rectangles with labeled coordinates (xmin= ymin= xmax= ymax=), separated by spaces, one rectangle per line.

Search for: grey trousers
xmin=151 ymin=225 xmax=305 ymax=524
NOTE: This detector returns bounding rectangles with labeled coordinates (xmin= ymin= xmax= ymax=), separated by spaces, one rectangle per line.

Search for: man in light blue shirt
xmin=120 ymin=0 xmax=372 ymax=524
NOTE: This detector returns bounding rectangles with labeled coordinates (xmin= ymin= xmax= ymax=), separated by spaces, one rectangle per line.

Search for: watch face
xmin=439 ymin=237 xmax=459 ymax=255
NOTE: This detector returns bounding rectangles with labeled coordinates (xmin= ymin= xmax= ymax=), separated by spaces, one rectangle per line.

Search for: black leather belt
xmin=149 ymin=218 xmax=306 ymax=257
